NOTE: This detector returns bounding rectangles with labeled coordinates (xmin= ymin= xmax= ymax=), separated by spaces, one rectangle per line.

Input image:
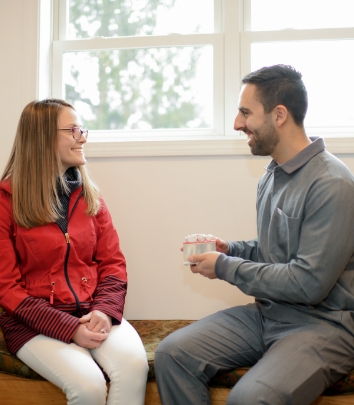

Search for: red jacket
xmin=0 ymin=178 xmax=127 ymax=353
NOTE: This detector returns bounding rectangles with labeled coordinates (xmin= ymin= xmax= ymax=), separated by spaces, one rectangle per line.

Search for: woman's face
xmin=57 ymin=106 xmax=87 ymax=173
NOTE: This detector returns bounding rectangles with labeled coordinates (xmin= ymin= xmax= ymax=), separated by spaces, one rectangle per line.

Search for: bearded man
xmin=155 ymin=64 xmax=354 ymax=405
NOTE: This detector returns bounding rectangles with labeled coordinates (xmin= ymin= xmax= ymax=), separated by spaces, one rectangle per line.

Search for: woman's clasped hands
xmin=72 ymin=310 xmax=112 ymax=349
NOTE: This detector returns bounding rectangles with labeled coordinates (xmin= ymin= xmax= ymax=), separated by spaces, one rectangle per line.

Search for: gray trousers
xmin=154 ymin=304 xmax=354 ymax=405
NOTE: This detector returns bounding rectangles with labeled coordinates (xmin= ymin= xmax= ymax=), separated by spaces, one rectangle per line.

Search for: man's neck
xmin=271 ymin=128 xmax=311 ymax=165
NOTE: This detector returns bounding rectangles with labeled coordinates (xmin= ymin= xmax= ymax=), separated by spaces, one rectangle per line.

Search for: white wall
xmin=0 ymin=0 xmax=39 ymax=165
xmin=2 ymin=1 xmax=354 ymax=320
xmin=87 ymin=154 xmax=264 ymax=319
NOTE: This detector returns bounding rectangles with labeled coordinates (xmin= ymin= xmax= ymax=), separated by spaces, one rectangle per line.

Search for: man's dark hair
xmin=242 ymin=64 xmax=308 ymax=127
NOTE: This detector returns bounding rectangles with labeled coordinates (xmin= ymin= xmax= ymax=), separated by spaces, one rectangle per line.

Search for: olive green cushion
xmin=0 ymin=319 xmax=353 ymax=395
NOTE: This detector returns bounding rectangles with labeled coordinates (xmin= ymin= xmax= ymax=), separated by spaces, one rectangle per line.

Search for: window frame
xmin=49 ymin=0 xmax=354 ymax=157
xmin=241 ymin=0 xmax=354 ymax=151
xmin=52 ymin=34 xmax=225 ymax=135
xmin=52 ymin=0 xmax=243 ymax=148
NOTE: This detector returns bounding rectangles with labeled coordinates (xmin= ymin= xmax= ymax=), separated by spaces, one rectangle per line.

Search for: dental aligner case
xmin=183 ymin=234 xmax=216 ymax=265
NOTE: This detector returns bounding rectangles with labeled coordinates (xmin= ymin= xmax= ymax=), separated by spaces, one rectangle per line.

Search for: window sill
xmin=84 ymin=135 xmax=354 ymax=158
xmin=84 ymin=135 xmax=247 ymax=157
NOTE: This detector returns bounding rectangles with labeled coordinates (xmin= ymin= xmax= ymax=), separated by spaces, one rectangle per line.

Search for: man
xmin=154 ymin=65 xmax=354 ymax=405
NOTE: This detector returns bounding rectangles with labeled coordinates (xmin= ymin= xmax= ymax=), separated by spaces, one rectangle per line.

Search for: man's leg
xmin=155 ymin=304 xmax=265 ymax=405
xmin=227 ymin=318 xmax=354 ymax=405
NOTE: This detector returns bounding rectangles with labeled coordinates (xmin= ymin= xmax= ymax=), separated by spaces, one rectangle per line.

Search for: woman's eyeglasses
xmin=58 ymin=127 xmax=89 ymax=140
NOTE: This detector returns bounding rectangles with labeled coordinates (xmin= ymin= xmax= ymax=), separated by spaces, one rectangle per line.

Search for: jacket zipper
xmin=63 ymin=231 xmax=80 ymax=311
xmin=51 ymin=191 xmax=82 ymax=311
xmin=50 ymin=282 xmax=55 ymax=305
xmin=82 ymin=277 xmax=93 ymax=301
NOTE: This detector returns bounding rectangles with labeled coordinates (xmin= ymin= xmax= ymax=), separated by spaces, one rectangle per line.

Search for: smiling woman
xmin=57 ymin=107 xmax=88 ymax=173
xmin=2 ymin=99 xmax=99 ymax=227
xmin=0 ymin=98 xmax=149 ymax=405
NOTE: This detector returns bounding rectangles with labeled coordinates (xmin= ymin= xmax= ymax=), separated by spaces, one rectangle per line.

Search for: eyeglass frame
xmin=58 ymin=127 xmax=89 ymax=140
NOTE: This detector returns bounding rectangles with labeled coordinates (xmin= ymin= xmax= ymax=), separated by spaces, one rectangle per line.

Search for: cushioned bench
xmin=0 ymin=320 xmax=354 ymax=404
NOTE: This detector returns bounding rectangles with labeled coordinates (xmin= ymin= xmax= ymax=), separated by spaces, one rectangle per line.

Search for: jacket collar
xmin=0 ymin=167 xmax=83 ymax=196
xmin=0 ymin=178 xmax=12 ymax=194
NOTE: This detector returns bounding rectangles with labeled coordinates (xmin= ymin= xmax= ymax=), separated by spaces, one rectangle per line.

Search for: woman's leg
xmin=90 ymin=318 xmax=148 ymax=405
xmin=17 ymin=335 xmax=107 ymax=405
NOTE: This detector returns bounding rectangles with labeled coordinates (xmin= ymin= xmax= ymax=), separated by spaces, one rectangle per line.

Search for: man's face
xmin=234 ymin=84 xmax=280 ymax=157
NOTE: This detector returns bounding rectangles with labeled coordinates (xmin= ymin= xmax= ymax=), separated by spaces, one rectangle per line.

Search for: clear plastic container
xmin=183 ymin=234 xmax=216 ymax=265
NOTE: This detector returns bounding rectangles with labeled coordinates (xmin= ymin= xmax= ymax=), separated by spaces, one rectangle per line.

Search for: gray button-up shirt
xmin=216 ymin=137 xmax=354 ymax=334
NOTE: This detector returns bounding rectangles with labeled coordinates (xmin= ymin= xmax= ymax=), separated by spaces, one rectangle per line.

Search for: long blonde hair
xmin=1 ymin=99 xmax=100 ymax=228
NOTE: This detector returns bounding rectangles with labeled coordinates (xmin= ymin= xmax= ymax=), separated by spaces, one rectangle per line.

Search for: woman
xmin=0 ymin=99 xmax=148 ymax=405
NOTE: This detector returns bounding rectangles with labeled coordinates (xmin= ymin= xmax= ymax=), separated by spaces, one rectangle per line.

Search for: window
xmin=52 ymin=0 xmax=231 ymax=143
xmin=51 ymin=0 xmax=354 ymax=156
xmin=242 ymin=0 xmax=354 ymax=138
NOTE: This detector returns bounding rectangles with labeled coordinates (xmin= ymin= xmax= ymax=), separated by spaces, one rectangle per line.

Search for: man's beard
xmin=250 ymin=116 xmax=280 ymax=156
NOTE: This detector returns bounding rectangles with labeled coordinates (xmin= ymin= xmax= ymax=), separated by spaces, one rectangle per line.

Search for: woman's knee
xmin=121 ymin=347 xmax=149 ymax=378
xmin=120 ymin=331 xmax=148 ymax=372
xmin=66 ymin=374 xmax=107 ymax=405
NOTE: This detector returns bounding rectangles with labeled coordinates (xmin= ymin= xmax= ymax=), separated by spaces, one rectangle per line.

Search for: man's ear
xmin=273 ymin=105 xmax=288 ymax=127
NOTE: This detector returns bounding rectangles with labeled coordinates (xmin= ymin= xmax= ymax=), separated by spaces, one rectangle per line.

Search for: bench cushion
xmin=0 ymin=319 xmax=353 ymax=396
xmin=129 ymin=320 xmax=354 ymax=396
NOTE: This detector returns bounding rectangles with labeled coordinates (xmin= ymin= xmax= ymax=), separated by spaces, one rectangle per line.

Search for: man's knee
xmin=155 ymin=330 xmax=198 ymax=379
xmin=155 ymin=333 xmax=180 ymax=371
xmin=155 ymin=328 xmax=191 ymax=360
xmin=227 ymin=381 xmax=285 ymax=405
xmin=156 ymin=332 xmax=175 ymax=354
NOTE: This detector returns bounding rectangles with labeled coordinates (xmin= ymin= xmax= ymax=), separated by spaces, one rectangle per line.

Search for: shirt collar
xmin=266 ymin=137 xmax=326 ymax=174
xmin=57 ymin=167 xmax=82 ymax=196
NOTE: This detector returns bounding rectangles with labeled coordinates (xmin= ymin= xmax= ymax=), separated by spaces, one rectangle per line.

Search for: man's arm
xmin=191 ymin=176 xmax=354 ymax=305
xmin=228 ymin=239 xmax=258 ymax=261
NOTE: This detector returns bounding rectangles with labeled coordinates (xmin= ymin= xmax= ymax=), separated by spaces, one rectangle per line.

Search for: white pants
xmin=17 ymin=318 xmax=148 ymax=405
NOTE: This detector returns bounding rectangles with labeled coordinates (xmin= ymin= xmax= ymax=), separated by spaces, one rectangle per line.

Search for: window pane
xmin=63 ymin=46 xmax=213 ymax=130
xmin=250 ymin=0 xmax=354 ymax=31
xmin=68 ymin=0 xmax=214 ymax=39
xmin=251 ymin=40 xmax=354 ymax=128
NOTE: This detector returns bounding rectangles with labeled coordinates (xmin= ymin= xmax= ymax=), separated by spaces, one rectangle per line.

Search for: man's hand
xmin=79 ymin=310 xmax=112 ymax=334
xmin=72 ymin=324 xmax=108 ymax=349
xmin=189 ymin=251 xmax=221 ymax=279
xmin=215 ymin=238 xmax=229 ymax=254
